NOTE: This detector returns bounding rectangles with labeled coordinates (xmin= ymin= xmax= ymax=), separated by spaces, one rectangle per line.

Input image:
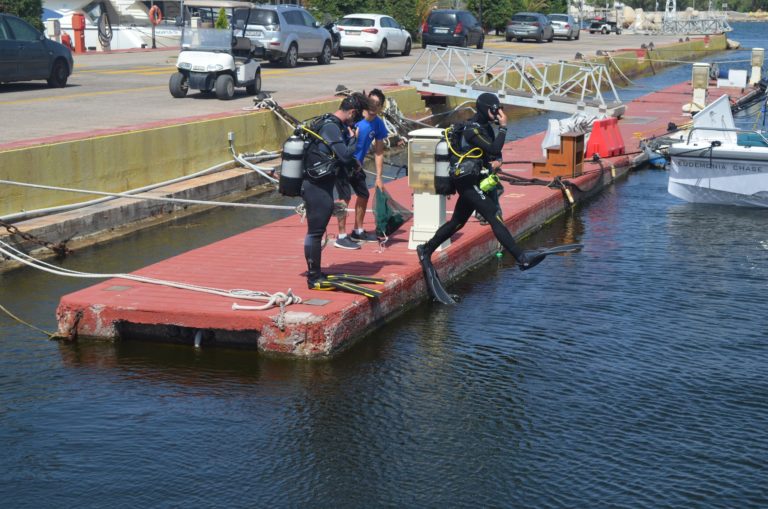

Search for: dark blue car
xmin=421 ymin=10 xmax=484 ymax=50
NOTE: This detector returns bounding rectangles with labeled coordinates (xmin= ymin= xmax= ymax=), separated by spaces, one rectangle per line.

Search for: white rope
xmin=0 ymin=239 xmax=302 ymax=310
xmin=0 ymin=179 xmax=296 ymax=211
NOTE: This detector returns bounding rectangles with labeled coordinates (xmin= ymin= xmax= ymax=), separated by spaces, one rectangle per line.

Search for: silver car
xmin=548 ymin=14 xmax=580 ymax=40
xmin=505 ymin=12 xmax=554 ymax=43
xmin=0 ymin=13 xmax=74 ymax=87
xmin=236 ymin=4 xmax=332 ymax=68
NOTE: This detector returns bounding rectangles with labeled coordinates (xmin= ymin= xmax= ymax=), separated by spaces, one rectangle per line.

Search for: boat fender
xmin=278 ymin=135 xmax=306 ymax=197
xmin=149 ymin=5 xmax=163 ymax=26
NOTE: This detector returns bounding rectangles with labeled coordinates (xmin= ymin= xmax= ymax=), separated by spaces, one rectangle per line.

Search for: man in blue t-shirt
xmin=333 ymin=88 xmax=390 ymax=247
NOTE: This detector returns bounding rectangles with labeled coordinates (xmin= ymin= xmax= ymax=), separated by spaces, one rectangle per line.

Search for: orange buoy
xmin=148 ymin=5 xmax=162 ymax=26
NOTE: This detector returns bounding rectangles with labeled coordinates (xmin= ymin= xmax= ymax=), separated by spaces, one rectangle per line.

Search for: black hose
xmin=97 ymin=12 xmax=113 ymax=47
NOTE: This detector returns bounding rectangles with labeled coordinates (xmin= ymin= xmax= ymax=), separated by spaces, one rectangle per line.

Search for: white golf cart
xmin=169 ymin=0 xmax=263 ymax=100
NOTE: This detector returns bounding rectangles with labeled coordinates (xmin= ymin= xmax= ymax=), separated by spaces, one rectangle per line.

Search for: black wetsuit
xmin=302 ymin=115 xmax=357 ymax=284
xmin=421 ymin=113 xmax=525 ymax=262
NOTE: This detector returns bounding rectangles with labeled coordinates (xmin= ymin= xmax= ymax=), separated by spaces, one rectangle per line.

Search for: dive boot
xmin=416 ymin=245 xmax=456 ymax=305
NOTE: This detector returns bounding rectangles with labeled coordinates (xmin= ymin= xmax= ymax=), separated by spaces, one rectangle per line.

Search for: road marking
xmin=0 ymin=86 xmax=167 ymax=105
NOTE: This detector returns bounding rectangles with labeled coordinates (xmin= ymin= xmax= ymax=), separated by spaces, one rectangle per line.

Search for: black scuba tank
xmin=278 ymin=134 xmax=306 ymax=197
xmin=434 ymin=138 xmax=455 ymax=195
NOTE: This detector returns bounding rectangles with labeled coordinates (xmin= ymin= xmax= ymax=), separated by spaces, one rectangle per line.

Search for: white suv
xmin=337 ymin=14 xmax=412 ymax=57
xmin=235 ymin=4 xmax=332 ymax=67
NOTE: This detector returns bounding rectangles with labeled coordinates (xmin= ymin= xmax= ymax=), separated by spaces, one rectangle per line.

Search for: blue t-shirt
xmin=354 ymin=116 xmax=388 ymax=163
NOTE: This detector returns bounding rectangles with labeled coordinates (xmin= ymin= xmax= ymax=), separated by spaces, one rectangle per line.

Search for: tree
xmin=0 ymin=0 xmax=43 ymax=30
xmin=467 ymin=0 xmax=516 ymax=33
xmin=215 ymin=7 xmax=228 ymax=29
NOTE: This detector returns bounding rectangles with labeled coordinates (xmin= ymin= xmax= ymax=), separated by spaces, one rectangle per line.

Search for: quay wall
xmin=0 ymin=88 xmax=427 ymax=217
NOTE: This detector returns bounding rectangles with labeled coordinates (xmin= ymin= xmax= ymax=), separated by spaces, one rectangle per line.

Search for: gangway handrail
xmin=400 ymin=46 xmax=625 ymax=118
xmin=684 ymin=126 xmax=768 ymax=144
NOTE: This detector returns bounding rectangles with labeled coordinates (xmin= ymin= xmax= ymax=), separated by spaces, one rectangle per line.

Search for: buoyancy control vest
xmin=278 ymin=114 xmax=344 ymax=196
xmin=433 ymin=121 xmax=485 ymax=194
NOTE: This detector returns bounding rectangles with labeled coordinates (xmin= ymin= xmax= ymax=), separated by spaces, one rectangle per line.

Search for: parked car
xmin=506 ymin=12 xmax=554 ymax=43
xmin=421 ymin=9 xmax=484 ymax=50
xmin=548 ymin=14 xmax=580 ymax=40
xmin=589 ymin=19 xmax=622 ymax=34
xmin=0 ymin=13 xmax=74 ymax=87
xmin=338 ymin=14 xmax=411 ymax=57
xmin=235 ymin=4 xmax=332 ymax=67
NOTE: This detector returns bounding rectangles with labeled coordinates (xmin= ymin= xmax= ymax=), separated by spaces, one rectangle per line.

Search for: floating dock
xmin=55 ymin=81 xmax=750 ymax=357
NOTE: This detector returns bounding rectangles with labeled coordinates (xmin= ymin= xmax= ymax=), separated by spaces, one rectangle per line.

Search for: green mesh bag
xmin=374 ymin=187 xmax=412 ymax=239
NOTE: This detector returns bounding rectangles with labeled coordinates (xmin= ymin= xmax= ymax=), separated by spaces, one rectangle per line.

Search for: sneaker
xmin=350 ymin=230 xmax=380 ymax=243
xmin=334 ymin=236 xmax=361 ymax=250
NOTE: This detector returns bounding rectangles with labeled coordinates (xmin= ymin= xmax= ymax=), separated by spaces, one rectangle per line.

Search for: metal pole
xmin=151 ymin=0 xmax=156 ymax=49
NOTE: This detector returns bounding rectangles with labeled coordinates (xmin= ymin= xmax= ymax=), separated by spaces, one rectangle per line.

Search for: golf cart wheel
xmin=602 ymin=27 xmax=608 ymax=34
xmin=246 ymin=71 xmax=261 ymax=95
xmin=215 ymin=74 xmax=235 ymax=100
xmin=169 ymin=72 xmax=188 ymax=98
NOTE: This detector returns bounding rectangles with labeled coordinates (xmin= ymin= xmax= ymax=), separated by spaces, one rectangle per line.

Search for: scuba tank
xmin=434 ymin=138 xmax=455 ymax=195
xmin=278 ymin=134 xmax=306 ymax=197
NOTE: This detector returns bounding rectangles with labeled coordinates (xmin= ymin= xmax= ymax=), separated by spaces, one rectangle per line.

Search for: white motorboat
xmin=668 ymin=94 xmax=768 ymax=207
xmin=44 ymin=0 xmax=183 ymax=50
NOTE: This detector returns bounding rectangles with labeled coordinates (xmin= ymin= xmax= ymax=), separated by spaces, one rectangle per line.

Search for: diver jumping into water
xmin=418 ymin=92 xmax=582 ymax=304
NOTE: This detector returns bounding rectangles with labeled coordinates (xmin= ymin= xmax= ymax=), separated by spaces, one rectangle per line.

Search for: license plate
xmin=435 ymin=28 xmax=449 ymax=33
xmin=245 ymin=30 xmax=263 ymax=38
xmin=346 ymin=30 xmax=360 ymax=35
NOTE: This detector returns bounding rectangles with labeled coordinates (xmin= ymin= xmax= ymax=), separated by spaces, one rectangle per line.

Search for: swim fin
xmin=310 ymin=278 xmax=382 ymax=299
xmin=416 ymin=245 xmax=456 ymax=305
xmin=519 ymin=243 xmax=584 ymax=271
xmin=324 ymin=273 xmax=385 ymax=285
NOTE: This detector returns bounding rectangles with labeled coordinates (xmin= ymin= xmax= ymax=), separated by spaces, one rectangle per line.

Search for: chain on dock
xmin=0 ymin=218 xmax=72 ymax=258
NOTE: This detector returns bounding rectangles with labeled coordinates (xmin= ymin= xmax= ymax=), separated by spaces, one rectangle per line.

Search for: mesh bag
xmin=374 ymin=187 xmax=412 ymax=239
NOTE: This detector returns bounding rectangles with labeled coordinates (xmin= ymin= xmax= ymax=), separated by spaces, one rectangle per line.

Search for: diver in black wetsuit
xmin=416 ymin=93 xmax=581 ymax=304
xmin=302 ymin=93 xmax=368 ymax=290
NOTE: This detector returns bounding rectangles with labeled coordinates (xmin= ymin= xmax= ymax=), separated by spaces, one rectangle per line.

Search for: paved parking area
xmin=0 ymin=32 xmax=685 ymax=145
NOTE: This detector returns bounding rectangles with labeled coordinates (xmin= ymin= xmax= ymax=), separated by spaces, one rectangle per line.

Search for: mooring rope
xmin=0 ymin=239 xmax=302 ymax=311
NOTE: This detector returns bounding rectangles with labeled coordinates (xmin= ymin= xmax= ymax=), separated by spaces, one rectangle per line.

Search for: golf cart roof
xmin=184 ymin=0 xmax=255 ymax=8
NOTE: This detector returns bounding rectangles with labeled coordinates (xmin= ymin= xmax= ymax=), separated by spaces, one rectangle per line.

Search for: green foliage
xmin=305 ymin=0 xmax=434 ymax=35
xmin=467 ymin=0 xmax=516 ymax=30
xmin=215 ymin=7 xmax=228 ymax=29
xmin=0 ymin=0 xmax=43 ymax=30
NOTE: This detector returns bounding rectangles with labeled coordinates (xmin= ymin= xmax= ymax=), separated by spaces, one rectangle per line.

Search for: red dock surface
xmin=56 ymin=81 xmax=748 ymax=357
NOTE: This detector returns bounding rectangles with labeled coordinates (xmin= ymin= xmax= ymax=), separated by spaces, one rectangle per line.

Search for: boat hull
xmin=668 ymin=155 xmax=768 ymax=207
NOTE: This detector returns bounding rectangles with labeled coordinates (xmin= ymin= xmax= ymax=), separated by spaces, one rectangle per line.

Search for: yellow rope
xmin=0 ymin=302 xmax=55 ymax=338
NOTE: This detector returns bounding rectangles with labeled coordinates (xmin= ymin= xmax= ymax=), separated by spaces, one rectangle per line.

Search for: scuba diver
xmin=301 ymin=93 xmax=385 ymax=297
xmin=417 ymin=92 xmax=582 ymax=304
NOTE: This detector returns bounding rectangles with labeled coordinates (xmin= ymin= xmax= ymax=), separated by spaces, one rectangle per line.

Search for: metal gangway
xmin=400 ymin=46 xmax=625 ymax=118
xmin=658 ymin=0 xmax=732 ymax=34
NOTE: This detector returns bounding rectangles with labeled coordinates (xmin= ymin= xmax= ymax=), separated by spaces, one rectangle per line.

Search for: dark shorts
xmin=334 ymin=166 xmax=369 ymax=202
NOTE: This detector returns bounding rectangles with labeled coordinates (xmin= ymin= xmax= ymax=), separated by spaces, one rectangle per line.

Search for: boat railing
xmin=686 ymin=127 xmax=768 ymax=146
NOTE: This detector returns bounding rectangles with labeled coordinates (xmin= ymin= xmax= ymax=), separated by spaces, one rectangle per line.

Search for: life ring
xmin=148 ymin=5 xmax=162 ymax=26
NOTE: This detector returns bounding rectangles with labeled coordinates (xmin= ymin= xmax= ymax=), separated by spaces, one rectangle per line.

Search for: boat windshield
xmin=181 ymin=28 xmax=231 ymax=51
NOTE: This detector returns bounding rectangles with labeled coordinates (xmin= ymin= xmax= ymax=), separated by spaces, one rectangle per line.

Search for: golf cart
xmin=169 ymin=0 xmax=264 ymax=100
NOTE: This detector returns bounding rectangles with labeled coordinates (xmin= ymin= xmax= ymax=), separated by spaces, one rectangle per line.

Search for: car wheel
xmin=616 ymin=29 xmax=622 ymax=35
xmin=402 ymin=38 xmax=411 ymax=56
xmin=548 ymin=33 xmax=554 ymax=42
xmin=215 ymin=74 xmax=235 ymax=100
xmin=283 ymin=43 xmax=298 ymax=68
xmin=575 ymin=31 xmax=580 ymax=40
xmin=590 ymin=30 xmax=595 ymax=34
xmin=376 ymin=39 xmax=388 ymax=58
xmin=317 ymin=42 xmax=331 ymax=65
xmin=477 ymin=36 xmax=484 ymax=49
xmin=47 ymin=59 xmax=69 ymax=88
xmin=516 ymin=37 xmax=522 ymax=42
xmin=536 ymin=33 xmax=543 ymax=43
xmin=246 ymin=70 xmax=261 ymax=95
xmin=460 ymin=36 xmax=468 ymax=48
xmin=505 ymin=35 xmax=512 ymax=42
xmin=169 ymin=72 xmax=188 ymax=98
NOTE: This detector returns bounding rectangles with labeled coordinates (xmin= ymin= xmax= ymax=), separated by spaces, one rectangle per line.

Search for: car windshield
xmin=181 ymin=28 xmax=231 ymax=51
xmin=512 ymin=14 xmax=538 ymax=23
xmin=428 ymin=12 xmax=456 ymax=26
xmin=550 ymin=15 xmax=568 ymax=22
xmin=340 ymin=17 xmax=375 ymax=27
